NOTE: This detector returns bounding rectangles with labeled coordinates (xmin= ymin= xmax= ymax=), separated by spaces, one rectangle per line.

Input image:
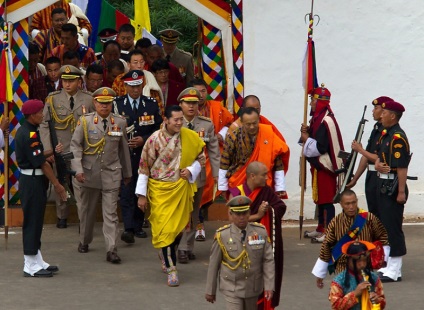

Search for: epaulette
xmin=250 ymin=222 xmax=266 ymax=229
xmin=113 ymin=113 xmax=126 ymax=120
xmin=198 ymin=115 xmax=212 ymax=122
xmin=216 ymin=224 xmax=230 ymax=232
xmin=142 ymin=96 xmax=157 ymax=103
xmin=80 ymin=90 xmax=93 ymax=96
xmin=47 ymin=90 xmax=62 ymax=97
xmin=178 ymin=48 xmax=193 ymax=57
xmin=84 ymin=112 xmax=95 ymax=116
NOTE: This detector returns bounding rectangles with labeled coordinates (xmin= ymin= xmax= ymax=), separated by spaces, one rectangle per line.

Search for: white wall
xmin=243 ymin=0 xmax=424 ymax=219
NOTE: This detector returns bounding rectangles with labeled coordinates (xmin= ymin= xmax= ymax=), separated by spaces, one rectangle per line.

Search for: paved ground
xmin=0 ymin=221 xmax=423 ymax=309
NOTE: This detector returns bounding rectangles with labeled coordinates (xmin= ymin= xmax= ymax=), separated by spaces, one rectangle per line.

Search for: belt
xmin=20 ymin=168 xmax=44 ymax=176
xmin=368 ymin=164 xmax=376 ymax=172
xmin=378 ymin=172 xmax=395 ymax=180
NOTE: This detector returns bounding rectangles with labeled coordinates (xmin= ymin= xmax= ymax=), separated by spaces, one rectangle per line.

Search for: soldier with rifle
xmin=300 ymin=84 xmax=344 ymax=243
xmin=346 ymin=97 xmax=394 ymax=218
xmin=374 ymin=101 xmax=411 ymax=283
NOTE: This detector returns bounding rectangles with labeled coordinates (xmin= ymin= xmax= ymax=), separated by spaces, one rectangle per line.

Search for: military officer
xmin=159 ymin=28 xmax=194 ymax=85
xmin=375 ymin=101 xmax=410 ymax=283
xmin=178 ymin=87 xmax=220 ymax=263
xmin=70 ymin=87 xmax=132 ymax=263
xmin=39 ymin=65 xmax=95 ymax=229
xmin=113 ymin=70 xmax=162 ymax=244
xmin=205 ymin=196 xmax=275 ymax=309
xmin=16 ymin=100 xmax=67 ymax=277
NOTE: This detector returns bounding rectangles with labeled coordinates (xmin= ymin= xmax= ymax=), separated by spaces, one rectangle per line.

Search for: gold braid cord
xmin=48 ymin=99 xmax=76 ymax=132
xmin=216 ymin=231 xmax=251 ymax=271
xmin=81 ymin=116 xmax=105 ymax=155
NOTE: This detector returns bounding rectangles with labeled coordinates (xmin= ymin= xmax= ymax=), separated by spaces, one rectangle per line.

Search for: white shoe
xmin=311 ymin=234 xmax=326 ymax=243
xmin=304 ymin=230 xmax=322 ymax=238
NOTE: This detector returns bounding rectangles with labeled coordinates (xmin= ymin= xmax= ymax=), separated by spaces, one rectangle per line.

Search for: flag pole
xmin=3 ymin=10 xmax=11 ymax=249
xmin=300 ymin=0 xmax=316 ymax=239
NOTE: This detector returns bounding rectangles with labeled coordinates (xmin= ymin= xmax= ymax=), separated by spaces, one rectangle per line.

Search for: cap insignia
xmin=65 ymin=66 xmax=71 ymax=73
xmin=189 ymin=89 xmax=197 ymax=95
xmin=102 ymin=88 xmax=109 ymax=95
xmin=132 ymin=72 xmax=138 ymax=79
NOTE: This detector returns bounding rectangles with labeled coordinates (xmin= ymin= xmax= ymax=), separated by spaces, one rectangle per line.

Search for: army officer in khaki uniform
xmin=159 ymin=28 xmax=194 ymax=85
xmin=178 ymin=87 xmax=220 ymax=263
xmin=39 ymin=65 xmax=95 ymax=229
xmin=205 ymin=196 xmax=275 ymax=310
xmin=71 ymin=87 xmax=132 ymax=264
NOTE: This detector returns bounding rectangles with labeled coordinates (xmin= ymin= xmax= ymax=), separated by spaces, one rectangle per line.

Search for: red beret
xmin=312 ymin=83 xmax=331 ymax=101
xmin=372 ymin=96 xmax=393 ymax=106
xmin=381 ymin=101 xmax=405 ymax=113
xmin=21 ymin=100 xmax=44 ymax=115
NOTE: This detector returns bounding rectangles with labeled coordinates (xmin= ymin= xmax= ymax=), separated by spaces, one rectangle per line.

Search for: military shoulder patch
xmin=113 ymin=113 xmax=126 ymax=120
xmin=80 ymin=90 xmax=94 ymax=96
xmin=216 ymin=224 xmax=230 ymax=232
xmin=250 ymin=222 xmax=266 ymax=229
xmin=198 ymin=115 xmax=212 ymax=122
xmin=393 ymin=143 xmax=403 ymax=149
xmin=47 ymin=90 xmax=62 ymax=97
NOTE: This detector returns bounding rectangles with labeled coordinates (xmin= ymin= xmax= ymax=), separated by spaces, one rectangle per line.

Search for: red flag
xmin=0 ymin=48 xmax=13 ymax=102
xmin=302 ymin=39 xmax=318 ymax=94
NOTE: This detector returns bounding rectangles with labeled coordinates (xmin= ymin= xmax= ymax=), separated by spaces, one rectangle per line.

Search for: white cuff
xmin=31 ymin=29 xmax=40 ymax=39
xmin=218 ymin=169 xmax=228 ymax=191
xmin=383 ymin=245 xmax=390 ymax=262
xmin=274 ymin=170 xmax=286 ymax=191
xmin=186 ymin=160 xmax=201 ymax=183
xmin=135 ymin=174 xmax=149 ymax=196
xmin=311 ymin=258 xmax=328 ymax=279
xmin=303 ymin=137 xmax=321 ymax=157
xmin=218 ymin=126 xmax=229 ymax=138
xmin=0 ymin=129 xmax=4 ymax=148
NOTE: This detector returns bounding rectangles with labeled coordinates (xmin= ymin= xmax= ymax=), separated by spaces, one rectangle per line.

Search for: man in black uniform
xmin=15 ymin=100 xmax=68 ymax=277
xmin=347 ymin=96 xmax=394 ymax=218
xmin=113 ymin=70 xmax=163 ymax=243
xmin=374 ymin=100 xmax=410 ymax=283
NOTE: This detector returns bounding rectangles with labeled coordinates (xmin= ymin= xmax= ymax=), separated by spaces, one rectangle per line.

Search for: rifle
xmin=333 ymin=105 xmax=368 ymax=203
xmin=47 ymin=106 xmax=76 ymax=205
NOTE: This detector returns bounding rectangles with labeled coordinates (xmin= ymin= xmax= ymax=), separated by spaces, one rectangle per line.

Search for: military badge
xmin=394 ymin=152 xmax=401 ymax=159
xmin=64 ymin=66 xmax=71 ymax=73
xmin=132 ymin=72 xmax=138 ymax=79
xmin=30 ymin=142 xmax=40 ymax=147
xmin=394 ymin=143 xmax=403 ymax=148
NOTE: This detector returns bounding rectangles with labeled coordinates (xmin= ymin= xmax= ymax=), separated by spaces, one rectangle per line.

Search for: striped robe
xmin=319 ymin=210 xmax=388 ymax=274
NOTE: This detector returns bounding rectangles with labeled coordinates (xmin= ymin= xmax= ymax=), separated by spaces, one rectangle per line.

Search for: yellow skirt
xmin=147 ymin=178 xmax=196 ymax=248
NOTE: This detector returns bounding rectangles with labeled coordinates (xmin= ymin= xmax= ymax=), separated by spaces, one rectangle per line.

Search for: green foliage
xmin=107 ymin=0 xmax=198 ymax=53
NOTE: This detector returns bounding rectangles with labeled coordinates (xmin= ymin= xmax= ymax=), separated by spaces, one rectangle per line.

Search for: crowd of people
xmin=0 ymin=1 xmax=412 ymax=309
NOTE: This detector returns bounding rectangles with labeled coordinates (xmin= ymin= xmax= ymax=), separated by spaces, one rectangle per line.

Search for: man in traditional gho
xmin=135 ymin=105 xmax=205 ymax=286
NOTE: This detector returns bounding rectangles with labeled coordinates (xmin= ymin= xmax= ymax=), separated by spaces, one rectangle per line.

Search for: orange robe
xmin=226 ymin=124 xmax=289 ymax=190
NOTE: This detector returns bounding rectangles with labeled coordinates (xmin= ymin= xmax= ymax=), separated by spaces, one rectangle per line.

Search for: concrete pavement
xmin=0 ymin=221 xmax=423 ymax=309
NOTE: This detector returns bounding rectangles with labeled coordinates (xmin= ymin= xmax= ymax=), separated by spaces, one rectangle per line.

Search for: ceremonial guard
xmin=375 ymin=101 xmax=410 ymax=282
xmin=39 ymin=65 xmax=94 ymax=229
xmin=178 ymin=87 xmax=220 ymax=263
xmin=347 ymin=96 xmax=394 ymax=218
xmin=159 ymin=28 xmax=194 ymax=84
xmin=300 ymin=84 xmax=344 ymax=243
xmin=71 ymin=87 xmax=132 ymax=263
xmin=205 ymin=196 xmax=275 ymax=309
xmin=113 ymin=70 xmax=162 ymax=243
xmin=16 ymin=100 xmax=67 ymax=277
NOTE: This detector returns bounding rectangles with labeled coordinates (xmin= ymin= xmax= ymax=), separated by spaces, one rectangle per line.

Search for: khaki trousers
xmin=78 ymin=186 xmax=119 ymax=252
xmin=224 ymin=295 xmax=258 ymax=310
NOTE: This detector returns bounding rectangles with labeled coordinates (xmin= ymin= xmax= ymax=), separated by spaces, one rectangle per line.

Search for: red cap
xmin=372 ymin=96 xmax=394 ymax=106
xmin=312 ymin=83 xmax=331 ymax=101
xmin=21 ymin=100 xmax=44 ymax=115
xmin=381 ymin=101 xmax=405 ymax=113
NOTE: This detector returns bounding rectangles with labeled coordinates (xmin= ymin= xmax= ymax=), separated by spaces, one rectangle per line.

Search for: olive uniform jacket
xmin=182 ymin=115 xmax=220 ymax=189
xmin=70 ymin=112 xmax=132 ymax=190
xmin=205 ymin=222 xmax=275 ymax=298
xmin=40 ymin=89 xmax=95 ymax=152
